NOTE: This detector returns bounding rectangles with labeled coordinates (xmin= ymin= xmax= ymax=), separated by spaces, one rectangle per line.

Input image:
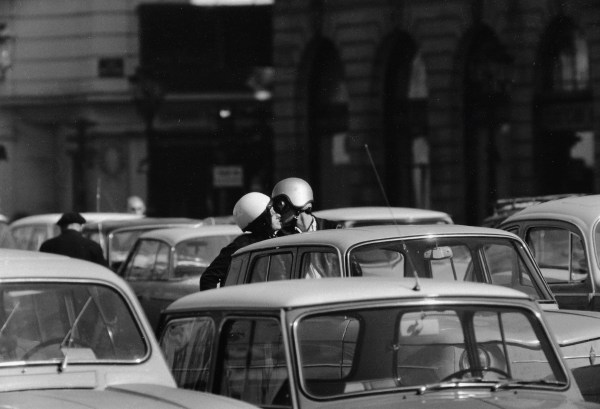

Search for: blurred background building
xmin=0 ymin=0 xmax=597 ymax=224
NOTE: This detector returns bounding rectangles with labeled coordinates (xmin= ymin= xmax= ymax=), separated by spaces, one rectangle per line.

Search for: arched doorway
xmin=534 ymin=17 xmax=593 ymax=195
xmin=382 ymin=33 xmax=429 ymax=208
xmin=462 ymin=25 xmax=513 ymax=225
xmin=307 ymin=39 xmax=349 ymax=208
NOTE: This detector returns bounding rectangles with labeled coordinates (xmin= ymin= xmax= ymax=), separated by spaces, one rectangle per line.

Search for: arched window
xmin=307 ymin=40 xmax=349 ymax=208
xmin=534 ymin=18 xmax=593 ymax=195
xmin=382 ymin=34 xmax=429 ymax=208
xmin=462 ymin=26 xmax=512 ymax=225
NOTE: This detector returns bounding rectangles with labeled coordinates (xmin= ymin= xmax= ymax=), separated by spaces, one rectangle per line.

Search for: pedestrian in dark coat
xmin=200 ymin=192 xmax=281 ymax=291
xmin=39 ymin=212 xmax=107 ymax=266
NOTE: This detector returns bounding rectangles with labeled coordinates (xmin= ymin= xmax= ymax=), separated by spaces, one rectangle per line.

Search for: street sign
xmin=213 ymin=165 xmax=243 ymax=187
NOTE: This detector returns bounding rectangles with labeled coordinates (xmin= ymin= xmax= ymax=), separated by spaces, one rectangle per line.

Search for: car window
xmin=154 ymin=243 xmax=171 ymax=280
xmin=173 ymin=235 xmax=236 ymax=278
xmin=249 ymin=253 xmax=293 ymax=283
xmin=12 ymin=224 xmax=58 ymax=251
xmin=295 ymin=305 xmax=567 ymax=398
xmin=160 ymin=317 xmax=215 ymax=391
xmin=428 ymin=245 xmax=471 ymax=281
xmin=124 ymin=239 xmax=170 ymax=281
xmin=349 ymin=247 xmax=405 ymax=278
xmin=526 ymin=227 xmax=589 ymax=284
xmin=484 ymin=243 xmax=541 ymax=298
xmin=296 ymin=314 xmax=359 ymax=383
xmin=300 ymin=251 xmax=339 ymax=278
xmin=0 ymin=283 xmax=147 ymax=364
xmin=218 ymin=318 xmax=290 ymax=407
xmin=348 ymin=237 xmax=545 ymax=299
xmin=109 ymin=230 xmax=147 ymax=268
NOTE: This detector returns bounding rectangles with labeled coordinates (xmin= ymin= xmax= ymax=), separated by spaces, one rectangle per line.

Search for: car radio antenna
xmin=364 ymin=144 xmax=421 ymax=291
xmin=364 ymin=144 xmax=397 ymax=226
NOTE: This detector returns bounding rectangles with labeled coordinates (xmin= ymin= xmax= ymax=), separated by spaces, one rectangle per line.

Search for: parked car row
xmin=4 ymin=201 xmax=600 ymax=408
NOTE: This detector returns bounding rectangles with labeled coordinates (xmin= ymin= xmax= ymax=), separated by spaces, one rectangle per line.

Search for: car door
xmin=122 ymin=238 xmax=172 ymax=329
xmin=508 ymin=220 xmax=594 ymax=310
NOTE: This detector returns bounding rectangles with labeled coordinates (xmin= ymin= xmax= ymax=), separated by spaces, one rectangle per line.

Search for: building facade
xmin=272 ymin=0 xmax=600 ymax=224
xmin=0 ymin=0 xmax=598 ymax=225
xmin=0 ymin=0 xmax=272 ymax=220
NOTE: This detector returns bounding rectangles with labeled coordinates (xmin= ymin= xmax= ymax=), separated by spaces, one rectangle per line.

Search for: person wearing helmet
xmin=199 ymin=192 xmax=281 ymax=291
xmin=271 ymin=177 xmax=340 ymax=235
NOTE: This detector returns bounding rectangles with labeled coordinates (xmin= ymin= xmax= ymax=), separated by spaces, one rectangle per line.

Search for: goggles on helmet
xmin=271 ymin=194 xmax=311 ymax=216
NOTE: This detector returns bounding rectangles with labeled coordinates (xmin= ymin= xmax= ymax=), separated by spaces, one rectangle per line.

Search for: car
xmin=499 ymin=194 xmax=600 ymax=311
xmin=222 ymin=224 xmax=600 ymax=381
xmin=482 ymin=194 xmax=585 ymax=227
xmin=119 ymin=225 xmax=242 ymax=329
xmin=313 ymin=206 xmax=453 ymax=227
xmin=158 ymin=277 xmax=600 ymax=407
xmin=9 ymin=212 xmax=142 ymax=251
xmin=0 ymin=248 xmax=259 ymax=409
xmin=82 ymin=217 xmax=205 ymax=271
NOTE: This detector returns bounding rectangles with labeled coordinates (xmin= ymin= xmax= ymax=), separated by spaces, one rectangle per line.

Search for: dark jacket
xmin=200 ymin=208 xmax=277 ymax=291
xmin=39 ymin=229 xmax=107 ymax=266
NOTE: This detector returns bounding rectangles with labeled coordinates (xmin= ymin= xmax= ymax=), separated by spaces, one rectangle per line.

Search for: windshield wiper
xmin=0 ymin=300 xmax=20 ymax=337
xmin=415 ymin=378 xmax=491 ymax=395
xmin=491 ymin=379 xmax=567 ymax=391
xmin=58 ymin=296 xmax=93 ymax=372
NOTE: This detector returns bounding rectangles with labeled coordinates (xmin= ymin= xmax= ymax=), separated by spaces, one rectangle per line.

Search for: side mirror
xmin=424 ymin=246 xmax=453 ymax=260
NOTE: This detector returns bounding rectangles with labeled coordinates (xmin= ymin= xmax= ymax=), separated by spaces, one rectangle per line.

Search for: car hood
xmin=544 ymin=309 xmax=600 ymax=346
xmin=0 ymin=384 xmax=256 ymax=409
xmin=326 ymin=390 xmax=592 ymax=409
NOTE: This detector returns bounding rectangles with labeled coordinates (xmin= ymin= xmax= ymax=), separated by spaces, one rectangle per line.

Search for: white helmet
xmin=271 ymin=177 xmax=314 ymax=211
xmin=232 ymin=192 xmax=271 ymax=230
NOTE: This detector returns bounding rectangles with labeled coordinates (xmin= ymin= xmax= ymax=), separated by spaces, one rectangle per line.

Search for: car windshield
xmin=0 ymin=282 xmax=147 ymax=365
xmin=295 ymin=304 xmax=567 ymax=398
xmin=348 ymin=236 xmax=546 ymax=300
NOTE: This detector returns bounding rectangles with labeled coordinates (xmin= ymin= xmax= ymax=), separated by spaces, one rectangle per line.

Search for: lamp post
xmin=129 ymin=67 xmax=165 ymax=215
xmin=0 ymin=23 xmax=15 ymax=81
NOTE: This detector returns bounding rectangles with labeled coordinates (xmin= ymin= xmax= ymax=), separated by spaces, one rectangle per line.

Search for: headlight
xmin=459 ymin=347 xmax=491 ymax=370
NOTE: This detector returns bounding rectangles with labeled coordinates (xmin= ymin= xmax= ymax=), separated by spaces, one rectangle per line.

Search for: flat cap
xmin=56 ymin=212 xmax=86 ymax=226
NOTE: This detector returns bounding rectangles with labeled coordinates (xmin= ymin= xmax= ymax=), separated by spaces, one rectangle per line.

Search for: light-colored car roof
xmin=234 ymin=224 xmax=519 ymax=255
xmin=0 ymin=248 xmax=131 ymax=282
xmin=138 ymin=225 xmax=242 ymax=245
xmin=10 ymin=212 xmax=142 ymax=227
xmin=502 ymin=194 xmax=600 ymax=226
xmin=313 ymin=206 xmax=453 ymax=224
xmin=168 ymin=277 xmax=530 ymax=312
xmin=83 ymin=217 xmax=204 ymax=232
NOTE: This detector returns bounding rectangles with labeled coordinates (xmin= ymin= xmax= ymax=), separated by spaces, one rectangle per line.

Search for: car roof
xmin=234 ymin=224 xmax=520 ymax=255
xmin=167 ymin=277 xmax=531 ymax=312
xmin=82 ymin=217 xmax=204 ymax=233
xmin=138 ymin=225 xmax=242 ymax=245
xmin=313 ymin=206 xmax=453 ymax=223
xmin=0 ymin=248 xmax=127 ymax=283
xmin=502 ymin=194 xmax=600 ymax=226
xmin=10 ymin=212 xmax=142 ymax=227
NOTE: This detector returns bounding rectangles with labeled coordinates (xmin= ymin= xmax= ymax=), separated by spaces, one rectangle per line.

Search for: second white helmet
xmin=271 ymin=177 xmax=314 ymax=210
xmin=232 ymin=192 xmax=271 ymax=230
